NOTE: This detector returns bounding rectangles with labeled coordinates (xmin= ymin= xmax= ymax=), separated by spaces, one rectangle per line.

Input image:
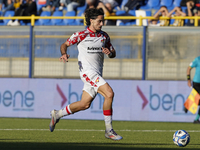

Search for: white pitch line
xmin=0 ymin=129 xmax=200 ymax=132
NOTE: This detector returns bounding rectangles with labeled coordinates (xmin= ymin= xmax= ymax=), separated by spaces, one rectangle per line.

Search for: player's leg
xmin=49 ymin=90 xmax=94 ymax=132
xmin=193 ymin=82 xmax=200 ymax=123
xmin=97 ymin=83 xmax=123 ymax=140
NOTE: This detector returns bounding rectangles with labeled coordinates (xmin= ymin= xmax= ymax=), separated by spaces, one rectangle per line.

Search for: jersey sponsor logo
xmin=85 ymin=40 xmax=94 ymax=42
xmin=87 ymin=47 xmax=102 ymax=53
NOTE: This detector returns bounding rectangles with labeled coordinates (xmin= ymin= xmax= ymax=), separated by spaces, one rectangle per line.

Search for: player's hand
xmin=187 ymin=80 xmax=192 ymax=88
xmin=102 ymin=47 xmax=111 ymax=55
xmin=59 ymin=54 xmax=70 ymax=63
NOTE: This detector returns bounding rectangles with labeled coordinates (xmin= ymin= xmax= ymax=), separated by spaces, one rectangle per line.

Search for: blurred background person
xmin=59 ymin=0 xmax=85 ymax=11
xmin=167 ymin=7 xmax=186 ymax=26
xmin=85 ymin=0 xmax=110 ymax=16
xmin=7 ymin=0 xmax=37 ymax=25
xmin=148 ymin=6 xmax=169 ymax=26
xmin=42 ymin=0 xmax=59 ymax=12
xmin=187 ymin=56 xmax=200 ymax=123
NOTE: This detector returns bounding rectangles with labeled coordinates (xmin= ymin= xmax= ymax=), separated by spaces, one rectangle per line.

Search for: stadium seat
xmin=116 ymin=10 xmax=136 ymax=26
xmin=44 ymin=11 xmax=63 ymax=25
xmin=76 ymin=10 xmax=84 ymax=25
xmin=0 ymin=11 xmax=15 ymax=25
xmin=160 ymin=0 xmax=173 ymax=9
xmin=140 ymin=0 xmax=160 ymax=10
xmin=173 ymin=0 xmax=182 ymax=7
xmin=77 ymin=2 xmax=87 ymax=11
xmin=35 ymin=11 xmax=51 ymax=25
xmin=63 ymin=11 xmax=77 ymax=25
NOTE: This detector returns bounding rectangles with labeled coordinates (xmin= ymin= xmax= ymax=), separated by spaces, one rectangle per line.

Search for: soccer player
xmin=49 ymin=8 xmax=123 ymax=140
xmin=187 ymin=56 xmax=200 ymax=123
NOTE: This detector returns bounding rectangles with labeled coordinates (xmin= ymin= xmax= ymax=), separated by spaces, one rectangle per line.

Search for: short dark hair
xmin=85 ymin=8 xmax=104 ymax=26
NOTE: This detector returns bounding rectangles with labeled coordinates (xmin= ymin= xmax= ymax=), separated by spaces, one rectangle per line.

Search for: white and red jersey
xmin=67 ymin=28 xmax=114 ymax=75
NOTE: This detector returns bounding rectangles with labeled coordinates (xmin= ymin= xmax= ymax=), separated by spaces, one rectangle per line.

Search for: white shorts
xmin=80 ymin=71 xmax=106 ymax=98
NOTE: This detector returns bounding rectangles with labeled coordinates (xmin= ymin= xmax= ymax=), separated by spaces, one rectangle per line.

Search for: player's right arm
xmin=59 ymin=41 xmax=70 ymax=63
xmin=59 ymin=32 xmax=80 ymax=63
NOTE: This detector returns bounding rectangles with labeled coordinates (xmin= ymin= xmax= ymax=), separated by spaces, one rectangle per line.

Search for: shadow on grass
xmin=0 ymin=142 xmax=199 ymax=150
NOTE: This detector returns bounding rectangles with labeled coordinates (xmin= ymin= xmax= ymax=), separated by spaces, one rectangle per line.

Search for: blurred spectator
xmin=148 ymin=6 xmax=169 ymax=26
xmin=1 ymin=0 xmax=15 ymax=16
xmin=187 ymin=6 xmax=200 ymax=26
xmin=42 ymin=0 xmax=59 ymax=12
xmin=123 ymin=0 xmax=144 ymax=12
xmin=7 ymin=0 xmax=37 ymax=25
xmin=104 ymin=2 xmax=116 ymax=25
xmin=85 ymin=0 xmax=110 ymax=16
xmin=167 ymin=7 xmax=186 ymax=26
xmin=59 ymin=0 xmax=85 ymax=11
xmin=101 ymin=0 xmax=118 ymax=9
xmin=0 ymin=0 xmax=6 ymax=11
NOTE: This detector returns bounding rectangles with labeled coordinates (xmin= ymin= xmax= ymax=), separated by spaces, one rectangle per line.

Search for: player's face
xmin=91 ymin=15 xmax=104 ymax=32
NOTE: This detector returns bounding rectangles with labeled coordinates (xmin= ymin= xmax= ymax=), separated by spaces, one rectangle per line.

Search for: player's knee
xmin=106 ymin=91 xmax=114 ymax=99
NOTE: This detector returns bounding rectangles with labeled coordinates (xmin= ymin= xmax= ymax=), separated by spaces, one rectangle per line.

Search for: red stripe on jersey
xmin=103 ymin=109 xmax=113 ymax=116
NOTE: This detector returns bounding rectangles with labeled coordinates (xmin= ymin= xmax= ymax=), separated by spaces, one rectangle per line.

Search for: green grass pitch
xmin=0 ymin=118 xmax=200 ymax=150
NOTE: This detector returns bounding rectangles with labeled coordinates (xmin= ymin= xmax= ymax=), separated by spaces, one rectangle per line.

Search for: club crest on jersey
xmin=101 ymin=39 xmax=105 ymax=43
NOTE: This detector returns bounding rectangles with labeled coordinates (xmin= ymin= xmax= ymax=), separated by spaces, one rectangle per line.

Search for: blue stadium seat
xmin=77 ymin=2 xmax=86 ymax=11
xmin=63 ymin=11 xmax=77 ymax=25
xmin=44 ymin=11 xmax=63 ymax=25
xmin=35 ymin=11 xmax=51 ymax=25
xmin=146 ymin=10 xmax=151 ymax=16
xmin=173 ymin=0 xmax=182 ymax=7
xmin=76 ymin=10 xmax=84 ymax=25
xmin=0 ymin=11 xmax=15 ymax=25
xmin=116 ymin=10 xmax=136 ymax=26
xmin=160 ymin=0 xmax=173 ymax=9
xmin=140 ymin=0 xmax=160 ymax=10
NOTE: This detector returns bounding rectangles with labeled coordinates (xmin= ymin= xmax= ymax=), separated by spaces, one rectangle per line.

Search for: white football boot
xmin=105 ymin=129 xmax=123 ymax=140
xmin=49 ymin=110 xmax=60 ymax=132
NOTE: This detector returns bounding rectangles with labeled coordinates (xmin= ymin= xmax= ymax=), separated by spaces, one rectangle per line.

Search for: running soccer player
xmin=49 ymin=8 xmax=123 ymax=140
xmin=187 ymin=56 xmax=200 ymax=123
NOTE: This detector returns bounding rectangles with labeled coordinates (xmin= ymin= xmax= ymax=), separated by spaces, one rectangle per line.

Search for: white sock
xmin=56 ymin=105 xmax=72 ymax=119
xmin=104 ymin=115 xmax=113 ymax=131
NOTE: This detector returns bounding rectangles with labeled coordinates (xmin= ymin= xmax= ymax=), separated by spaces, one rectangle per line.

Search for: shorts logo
xmin=83 ymin=74 xmax=97 ymax=87
xmin=95 ymin=77 xmax=99 ymax=84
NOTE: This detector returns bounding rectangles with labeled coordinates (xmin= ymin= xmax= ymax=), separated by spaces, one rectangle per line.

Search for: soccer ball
xmin=173 ymin=130 xmax=190 ymax=147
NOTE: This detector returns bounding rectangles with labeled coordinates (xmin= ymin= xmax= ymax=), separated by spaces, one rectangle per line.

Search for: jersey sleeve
xmin=105 ymin=34 xmax=114 ymax=50
xmin=190 ymin=58 xmax=198 ymax=68
xmin=67 ymin=32 xmax=80 ymax=46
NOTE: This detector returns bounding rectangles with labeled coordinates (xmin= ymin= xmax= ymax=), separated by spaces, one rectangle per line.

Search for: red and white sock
xmin=57 ymin=105 xmax=72 ymax=119
xmin=103 ymin=109 xmax=113 ymax=131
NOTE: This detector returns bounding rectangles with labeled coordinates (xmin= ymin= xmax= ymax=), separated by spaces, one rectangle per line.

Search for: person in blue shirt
xmin=187 ymin=56 xmax=200 ymax=123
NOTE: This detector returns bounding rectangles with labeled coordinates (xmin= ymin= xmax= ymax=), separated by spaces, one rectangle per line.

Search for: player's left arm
xmin=102 ymin=47 xmax=116 ymax=58
xmin=102 ymin=34 xmax=116 ymax=58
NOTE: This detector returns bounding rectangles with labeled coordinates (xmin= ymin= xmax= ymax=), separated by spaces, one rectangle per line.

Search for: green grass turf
xmin=0 ymin=118 xmax=200 ymax=150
